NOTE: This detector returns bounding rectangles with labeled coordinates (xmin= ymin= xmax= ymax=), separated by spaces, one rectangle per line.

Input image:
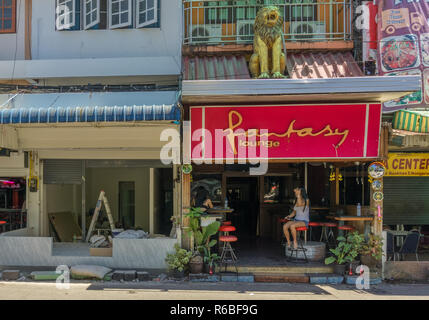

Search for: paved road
xmin=0 ymin=281 xmax=429 ymax=300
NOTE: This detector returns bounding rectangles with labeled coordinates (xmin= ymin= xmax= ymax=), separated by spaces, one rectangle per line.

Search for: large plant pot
xmin=360 ymin=254 xmax=379 ymax=269
xmin=333 ymin=263 xmax=346 ymax=275
xmin=204 ymin=263 xmax=217 ymax=274
xmin=189 ymin=261 xmax=204 ymax=274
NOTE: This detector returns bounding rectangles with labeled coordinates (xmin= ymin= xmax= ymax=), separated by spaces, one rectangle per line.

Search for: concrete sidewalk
xmin=0 ymin=280 xmax=429 ymax=300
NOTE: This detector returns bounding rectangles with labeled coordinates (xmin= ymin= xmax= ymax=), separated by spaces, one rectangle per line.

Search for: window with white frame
xmin=84 ymin=0 xmax=99 ymax=29
xmin=55 ymin=0 xmax=78 ymax=30
xmin=83 ymin=0 xmax=107 ymax=29
xmin=136 ymin=0 xmax=158 ymax=28
xmin=109 ymin=0 xmax=132 ymax=29
xmin=56 ymin=0 xmax=159 ymax=31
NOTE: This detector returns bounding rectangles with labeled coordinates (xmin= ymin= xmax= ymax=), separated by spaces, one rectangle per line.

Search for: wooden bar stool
xmin=286 ymin=226 xmax=308 ymax=263
xmin=320 ymin=222 xmax=337 ymax=249
xmin=337 ymin=225 xmax=355 ymax=237
xmin=219 ymin=234 xmax=238 ymax=273
xmin=308 ymin=222 xmax=322 ymax=241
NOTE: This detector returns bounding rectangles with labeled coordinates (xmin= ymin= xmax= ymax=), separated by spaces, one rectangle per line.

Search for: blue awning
xmin=0 ymin=91 xmax=181 ymax=124
xmin=0 ymin=104 xmax=181 ymax=124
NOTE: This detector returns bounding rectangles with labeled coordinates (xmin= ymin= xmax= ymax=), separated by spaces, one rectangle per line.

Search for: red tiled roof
xmin=183 ymin=51 xmax=363 ymax=80
xmin=287 ymin=51 xmax=363 ymax=79
xmin=182 ymin=55 xmax=250 ymax=80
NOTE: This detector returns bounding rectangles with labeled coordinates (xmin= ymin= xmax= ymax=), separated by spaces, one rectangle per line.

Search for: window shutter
xmin=136 ymin=0 xmax=159 ymax=28
xmin=55 ymin=0 xmax=80 ymax=30
xmin=109 ymin=0 xmax=132 ymax=29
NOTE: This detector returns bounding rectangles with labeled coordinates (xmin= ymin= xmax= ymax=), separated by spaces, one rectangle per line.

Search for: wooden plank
xmin=334 ymin=216 xmax=373 ymax=221
xmin=48 ymin=212 xmax=82 ymax=242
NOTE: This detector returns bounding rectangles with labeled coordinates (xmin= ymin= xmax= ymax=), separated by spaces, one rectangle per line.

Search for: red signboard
xmin=190 ymin=104 xmax=382 ymax=161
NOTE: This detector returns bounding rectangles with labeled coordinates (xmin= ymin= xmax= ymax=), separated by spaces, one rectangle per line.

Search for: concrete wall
xmin=31 ymin=1 xmax=182 ymax=61
xmin=0 ymin=0 xmax=25 ymax=61
xmin=85 ymin=167 xmax=150 ymax=231
xmin=384 ymin=261 xmax=429 ymax=281
xmin=0 ymin=236 xmax=177 ymax=269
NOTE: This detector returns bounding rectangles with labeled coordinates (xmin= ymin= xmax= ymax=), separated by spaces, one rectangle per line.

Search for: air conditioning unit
xmin=236 ymin=20 xmax=255 ymax=43
xmin=290 ymin=21 xmax=326 ymax=41
xmin=191 ymin=24 xmax=222 ymax=43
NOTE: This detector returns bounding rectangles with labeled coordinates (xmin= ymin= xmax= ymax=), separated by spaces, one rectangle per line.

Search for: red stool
xmin=286 ymin=226 xmax=308 ymax=263
xmin=308 ymin=222 xmax=322 ymax=241
xmin=320 ymin=222 xmax=337 ymax=248
xmin=219 ymin=235 xmax=238 ymax=273
xmin=219 ymin=225 xmax=236 ymax=235
xmin=338 ymin=225 xmax=355 ymax=237
xmin=0 ymin=221 xmax=6 ymax=233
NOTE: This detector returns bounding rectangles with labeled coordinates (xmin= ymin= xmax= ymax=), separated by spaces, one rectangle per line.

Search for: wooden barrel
xmin=285 ymin=241 xmax=326 ymax=262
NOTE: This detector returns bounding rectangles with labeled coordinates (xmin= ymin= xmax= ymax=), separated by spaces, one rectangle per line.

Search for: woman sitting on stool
xmin=283 ymin=187 xmax=310 ymax=250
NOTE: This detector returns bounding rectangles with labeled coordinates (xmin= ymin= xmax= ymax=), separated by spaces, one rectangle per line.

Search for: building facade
xmin=0 ymin=0 xmax=182 ymax=269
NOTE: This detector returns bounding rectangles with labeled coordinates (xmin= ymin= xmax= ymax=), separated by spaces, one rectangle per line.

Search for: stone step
xmin=254 ymin=273 xmax=310 ymax=283
xmin=226 ymin=265 xmax=334 ymax=275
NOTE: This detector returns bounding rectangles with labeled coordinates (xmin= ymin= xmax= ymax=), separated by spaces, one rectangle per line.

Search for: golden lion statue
xmin=249 ymin=6 xmax=286 ymax=79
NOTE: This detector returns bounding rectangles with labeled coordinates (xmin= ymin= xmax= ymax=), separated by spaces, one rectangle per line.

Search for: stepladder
xmin=85 ymin=190 xmax=116 ymax=242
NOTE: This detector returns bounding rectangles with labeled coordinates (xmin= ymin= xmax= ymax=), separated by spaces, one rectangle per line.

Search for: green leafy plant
xmin=195 ymin=221 xmax=221 ymax=254
xmin=186 ymin=207 xmax=204 ymax=238
xmin=325 ymin=231 xmax=365 ymax=265
xmin=203 ymin=247 xmax=221 ymax=269
xmin=360 ymin=234 xmax=383 ymax=260
xmin=165 ymin=243 xmax=193 ymax=272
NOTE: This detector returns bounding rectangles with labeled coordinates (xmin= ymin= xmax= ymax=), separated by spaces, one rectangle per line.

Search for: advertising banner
xmin=377 ymin=0 xmax=429 ymax=112
xmin=385 ymin=153 xmax=429 ymax=176
xmin=190 ymin=104 xmax=382 ymax=161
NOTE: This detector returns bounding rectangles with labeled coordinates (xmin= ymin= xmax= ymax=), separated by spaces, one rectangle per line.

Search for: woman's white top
xmin=294 ymin=204 xmax=310 ymax=222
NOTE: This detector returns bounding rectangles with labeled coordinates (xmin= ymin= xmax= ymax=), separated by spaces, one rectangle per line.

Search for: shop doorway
xmin=119 ymin=182 xmax=136 ymax=230
xmin=226 ymin=177 xmax=259 ymax=241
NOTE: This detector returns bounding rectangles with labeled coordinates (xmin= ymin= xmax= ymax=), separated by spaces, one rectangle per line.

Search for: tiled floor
xmin=232 ymin=237 xmax=326 ymax=267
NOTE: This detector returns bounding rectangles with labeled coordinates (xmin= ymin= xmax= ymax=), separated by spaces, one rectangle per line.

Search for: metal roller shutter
xmin=85 ymin=160 xmax=171 ymax=168
xmin=43 ymin=160 xmax=83 ymax=185
xmin=384 ymin=177 xmax=429 ymax=225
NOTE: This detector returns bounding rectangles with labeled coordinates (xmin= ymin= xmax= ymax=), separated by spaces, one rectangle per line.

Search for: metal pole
xmin=81 ymin=160 xmax=86 ymax=242
xmin=305 ymin=162 xmax=308 ymax=191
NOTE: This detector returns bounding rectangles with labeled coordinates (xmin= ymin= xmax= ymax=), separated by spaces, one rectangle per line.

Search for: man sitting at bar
xmin=283 ymin=187 xmax=310 ymax=250
xmin=191 ymin=187 xmax=214 ymax=211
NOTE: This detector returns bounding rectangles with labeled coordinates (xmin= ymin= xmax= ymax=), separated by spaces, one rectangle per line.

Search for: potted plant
xmin=202 ymin=247 xmax=221 ymax=274
xmin=189 ymin=251 xmax=204 ymax=274
xmin=165 ymin=243 xmax=193 ymax=278
xmin=359 ymin=234 xmax=383 ymax=269
xmin=325 ymin=231 xmax=365 ymax=275
xmin=192 ymin=220 xmax=221 ymax=274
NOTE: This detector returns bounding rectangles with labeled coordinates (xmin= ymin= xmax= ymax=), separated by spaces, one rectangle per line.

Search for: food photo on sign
xmin=380 ymin=34 xmax=420 ymax=73
xmin=384 ymin=69 xmax=422 ymax=108
xmin=377 ymin=0 xmax=429 ymax=112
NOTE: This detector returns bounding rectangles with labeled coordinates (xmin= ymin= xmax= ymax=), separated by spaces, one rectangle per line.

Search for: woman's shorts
xmin=294 ymin=219 xmax=309 ymax=228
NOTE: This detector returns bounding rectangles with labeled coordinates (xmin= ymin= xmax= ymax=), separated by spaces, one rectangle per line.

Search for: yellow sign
xmin=385 ymin=153 xmax=429 ymax=176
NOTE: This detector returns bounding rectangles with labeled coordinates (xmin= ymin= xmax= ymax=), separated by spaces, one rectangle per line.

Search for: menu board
xmin=377 ymin=0 xmax=429 ymax=112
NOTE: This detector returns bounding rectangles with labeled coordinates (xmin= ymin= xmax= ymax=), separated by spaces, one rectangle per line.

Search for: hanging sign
xmin=371 ymin=180 xmax=383 ymax=191
xmin=368 ymin=162 xmax=386 ymax=179
xmin=385 ymin=153 xmax=429 ymax=176
xmin=190 ymin=104 xmax=382 ymax=161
